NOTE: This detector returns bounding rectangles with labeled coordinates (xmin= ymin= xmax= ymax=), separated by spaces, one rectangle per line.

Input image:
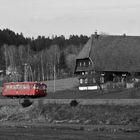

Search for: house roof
xmin=76 ymin=34 xmax=140 ymax=72
xmin=76 ymin=35 xmax=93 ymax=59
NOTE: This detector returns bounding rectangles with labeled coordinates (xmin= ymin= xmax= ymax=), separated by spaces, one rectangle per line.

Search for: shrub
xmin=134 ymin=81 xmax=140 ymax=88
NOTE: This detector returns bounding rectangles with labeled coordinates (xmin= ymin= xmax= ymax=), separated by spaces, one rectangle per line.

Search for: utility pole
xmin=4 ymin=45 xmax=8 ymax=75
xmin=24 ymin=63 xmax=28 ymax=82
xmin=53 ymin=64 xmax=56 ymax=93
xmin=53 ymin=46 xmax=56 ymax=93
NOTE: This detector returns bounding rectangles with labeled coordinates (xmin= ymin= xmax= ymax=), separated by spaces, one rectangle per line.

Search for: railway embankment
xmin=1 ymin=98 xmax=140 ymax=106
xmin=1 ymin=100 xmax=140 ymax=133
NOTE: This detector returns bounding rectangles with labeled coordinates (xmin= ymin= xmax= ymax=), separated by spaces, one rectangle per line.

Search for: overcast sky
xmin=0 ymin=0 xmax=140 ymax=38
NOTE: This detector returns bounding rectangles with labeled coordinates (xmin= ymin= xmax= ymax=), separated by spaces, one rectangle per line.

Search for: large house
xmin=75 ymin=32 xmax=140 ymax=90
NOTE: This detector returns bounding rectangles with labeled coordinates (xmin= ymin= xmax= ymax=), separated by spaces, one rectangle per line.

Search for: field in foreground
xmin=0 ymin=126 xmax=140 ymax=140
xmin=1 ymin=103 xmax=140 ymax=128
xmin=1 ymin=103 xmax=140 ymax=139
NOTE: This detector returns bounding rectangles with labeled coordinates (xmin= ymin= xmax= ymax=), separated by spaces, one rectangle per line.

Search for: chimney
xmin=94 ymin=31 xmax=99 ymax=39
xmin=123 ymin=33 xmax=126 ymax=37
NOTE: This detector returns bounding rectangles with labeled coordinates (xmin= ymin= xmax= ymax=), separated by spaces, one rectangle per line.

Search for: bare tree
xmin=66 ymin=54 xmax=76 ymax=74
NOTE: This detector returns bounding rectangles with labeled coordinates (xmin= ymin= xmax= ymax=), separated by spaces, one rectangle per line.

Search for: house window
xmin=85 ymin=78 xmax=88 ymax=84
xmin=93 ymin=78 xmax=96 ymax=83
xmin=79 ymin=62 xmax=82 ymax=67
xmin=100 ymin=77 xmax=104 ymax=83
xmin=122 ymin=74 xmax=126 ymax=77
xmin=85 ymin=71 xmax=88 ymax=75
xmin=80 ymin=79 xmax=83 ymax=84
xmin=83 ymin=62 xmax=86 ymax=66
xmin=89 ymin=61 xmax=91 ymax=66
xmin=82 ymin=72 xmax=84 ymax=75
xmin=91 ymin=71 xmax=95 ymax=74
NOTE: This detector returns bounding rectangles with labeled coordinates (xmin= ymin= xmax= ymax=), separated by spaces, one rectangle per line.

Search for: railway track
xmin=1 ymin=97 xmax=140 ymax=106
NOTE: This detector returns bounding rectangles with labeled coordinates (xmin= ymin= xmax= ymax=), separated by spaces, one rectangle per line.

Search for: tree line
xmin=0 ymin=28 xmax=89 ymax=81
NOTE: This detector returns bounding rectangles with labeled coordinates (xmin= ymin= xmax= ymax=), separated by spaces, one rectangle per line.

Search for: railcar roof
xmin=3 ymin=81 xmax=45 ymax=85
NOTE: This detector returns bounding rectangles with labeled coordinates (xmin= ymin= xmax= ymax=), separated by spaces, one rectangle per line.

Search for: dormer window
xmin=79 ymin=62 xmax=82 ymax=67
xmin=82 ymin=72 xmax=84 ymax=75
xmin=89 ymin=61 xmax=91 ymax=66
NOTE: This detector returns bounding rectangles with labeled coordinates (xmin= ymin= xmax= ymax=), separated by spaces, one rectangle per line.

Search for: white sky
xmin=0 ymin=0 xmax=140 ymax=38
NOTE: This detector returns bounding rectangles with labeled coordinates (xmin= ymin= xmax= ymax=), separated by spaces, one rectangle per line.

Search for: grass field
xmin=46 ymin=77 xmax=79 ymax=92
xmin=1 ymin=126 xmax=140 ymax=140
xmin=44 ymin=77 xmax=140 ymax=99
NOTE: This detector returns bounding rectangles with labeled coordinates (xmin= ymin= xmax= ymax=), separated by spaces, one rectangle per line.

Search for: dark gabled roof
xmin=76 ymin=35 xmax=93 ymax=59
xmin=76 ymin=34 xmax=140 ymax=72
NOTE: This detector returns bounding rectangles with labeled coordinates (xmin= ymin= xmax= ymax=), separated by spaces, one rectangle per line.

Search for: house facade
xmin=75 ymin=33 xmax=140 ymax=90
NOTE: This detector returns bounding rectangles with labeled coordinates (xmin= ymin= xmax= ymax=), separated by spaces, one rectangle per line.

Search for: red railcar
xmin=2 ymin=82 xmax=47 ymax=98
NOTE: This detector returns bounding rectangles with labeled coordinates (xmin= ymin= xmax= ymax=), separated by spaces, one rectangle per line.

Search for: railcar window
xmin=5 ymin=85 xmax=10 ymax=89
xmin=42 ymin=85 xmax=46 ymax=90
xmin=23 ymin=85 xmax=30 ymax=89
xmin=4 ymin=83 xmax=46 ymax=90
xmin=13 ymin=85 xmax=16 ymax=89
xmin=9 ymin=85 xmax=13 ymax=89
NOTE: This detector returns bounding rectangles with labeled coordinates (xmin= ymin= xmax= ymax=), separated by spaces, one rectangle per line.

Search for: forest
xmin=0 ymin=28 xmax=89 ymax=81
